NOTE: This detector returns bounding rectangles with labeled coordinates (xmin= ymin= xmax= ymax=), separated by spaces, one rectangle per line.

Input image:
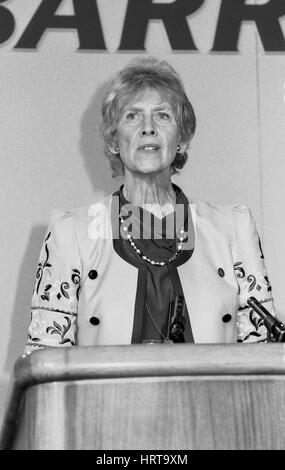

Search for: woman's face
xmin=115 ymin=88 xmax=181 ymax=176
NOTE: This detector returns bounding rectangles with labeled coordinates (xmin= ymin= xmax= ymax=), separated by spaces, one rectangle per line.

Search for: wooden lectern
xmin=1 ymin=343 xmax=285 ymax=450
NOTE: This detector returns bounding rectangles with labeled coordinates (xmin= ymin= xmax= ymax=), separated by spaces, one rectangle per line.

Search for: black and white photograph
xmin=0 ymin=0 xmax=285 ymax=453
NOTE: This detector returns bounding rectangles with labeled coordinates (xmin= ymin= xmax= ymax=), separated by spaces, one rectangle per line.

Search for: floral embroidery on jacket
xmin=71 ymin=268 xmax=81 ymax=300
xmin=34 ymin=231 xmax=81 ymax=304
xmin=27 ymin=310 xmax=77 ymax=347
xmin=233 ymin=261 xmax=245 ymax=279
xmin=234 ymin=247 xmax=272 ymax=343
xmin=237 ymin=306 xmax=267 ymax=343
xmin=246 ymin=274 xmax=261 ymax=292
xmin=45 ymin=316 xmax=74 ymax=345
xmin=238 ymin=307 xmax=266 ymax=342
xmin=35 ymin=231 xmax=52 ymax=295
xmin=25 ymin=226 xmax=81 ymax=352
xmin=234 ymin=260 xmax=271 ymax=295
xmin=249 ymin=308 xmax=264 ymax=331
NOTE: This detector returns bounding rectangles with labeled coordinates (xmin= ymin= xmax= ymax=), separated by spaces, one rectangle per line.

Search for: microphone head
xmin=169 ymin=295 xmax=186 ymax=343
xmin=169 ymin=323 xmax=185 ymax=343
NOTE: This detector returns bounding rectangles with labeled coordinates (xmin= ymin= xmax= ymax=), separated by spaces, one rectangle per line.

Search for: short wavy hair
xmin=101 ymin=56 xmax=196 ymax=178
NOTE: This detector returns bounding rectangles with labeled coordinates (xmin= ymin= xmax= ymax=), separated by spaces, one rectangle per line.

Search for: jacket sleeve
xmin=24 ymin=210 xmax=82 ymax=353
xmin=232 ymin=205 xmax=275 ymax=343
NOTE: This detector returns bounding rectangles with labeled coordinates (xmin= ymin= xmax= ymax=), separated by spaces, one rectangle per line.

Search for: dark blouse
xmin=111 ymin=184 xmax=195 ymax=343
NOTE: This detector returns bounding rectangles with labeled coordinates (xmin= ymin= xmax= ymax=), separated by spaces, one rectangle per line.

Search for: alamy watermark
xmin=88 ymin=196 xmax=193 ymax=251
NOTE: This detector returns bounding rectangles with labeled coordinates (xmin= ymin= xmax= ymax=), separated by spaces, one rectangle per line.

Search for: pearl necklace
xmin=119 ymin=214 xmax=186 ymax=266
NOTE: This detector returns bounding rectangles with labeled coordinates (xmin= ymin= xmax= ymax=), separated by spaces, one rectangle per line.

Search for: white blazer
xmin=25 ymin=193 xmax=275 ymax=352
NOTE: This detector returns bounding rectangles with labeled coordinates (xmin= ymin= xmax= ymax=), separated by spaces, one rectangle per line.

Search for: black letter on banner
xmin=213 ymin=0 xmax=285 ymax=52
xmin=119 ymin=0 xmax=204 ymax=51
xmin=15 ymin=0 xmax=106 ymax=50
xmin=0 ymin=0 xmax=15 ymax=44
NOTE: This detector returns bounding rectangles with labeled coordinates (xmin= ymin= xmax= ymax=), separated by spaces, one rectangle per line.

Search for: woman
xmin=25 ymin=56 xmax=275 ymax=352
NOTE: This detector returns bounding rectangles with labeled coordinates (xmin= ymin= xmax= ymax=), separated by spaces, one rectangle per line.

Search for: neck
xmin=123 ymin=170 xmax=176 ymax=218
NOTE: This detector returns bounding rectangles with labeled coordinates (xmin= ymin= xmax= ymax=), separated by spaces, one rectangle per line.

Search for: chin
xmin=134 ymin=157 xmax=168 ymax=175
xmin=136 ymin=163 xmax=165 ymax=175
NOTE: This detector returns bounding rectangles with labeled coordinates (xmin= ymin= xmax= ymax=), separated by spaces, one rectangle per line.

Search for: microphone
xmin=247 ymin=296 xmax=285 ymax=342
xmin=169 ymin=295 xmax=186 ymax=343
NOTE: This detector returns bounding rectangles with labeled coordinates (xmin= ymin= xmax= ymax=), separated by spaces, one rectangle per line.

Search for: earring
xmin=177 ymin=145 xmax=181 ymax=153
xmin=113 ymin=146 xmax=120 ymax=156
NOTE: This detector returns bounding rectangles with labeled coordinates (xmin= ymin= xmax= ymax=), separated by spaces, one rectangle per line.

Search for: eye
xmin=125 ymin=112 xmax=140 ymax=121
xmin=156 ymin=112 xmax=171 ymax=121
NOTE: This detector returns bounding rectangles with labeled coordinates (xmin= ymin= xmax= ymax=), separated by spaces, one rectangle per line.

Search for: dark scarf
xmin=111 ymin=183 xmax=195 ymax=343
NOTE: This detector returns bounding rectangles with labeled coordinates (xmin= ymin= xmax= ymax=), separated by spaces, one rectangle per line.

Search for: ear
xmin=109 ymin=140 xmax=120 ymax=155
xmin=177 ymin=142 xmax=188 ymax=154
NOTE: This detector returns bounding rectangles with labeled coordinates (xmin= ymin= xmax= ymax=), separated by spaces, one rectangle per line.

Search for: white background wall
xmin=1 ymin=0 xmax=285 ymax=428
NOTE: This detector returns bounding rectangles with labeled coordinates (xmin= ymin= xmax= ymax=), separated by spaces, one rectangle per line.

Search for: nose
xmin=141 ymin=129 xmax=156 ymax=136
xmin=140 ymin=116 xmax=157 ymax=137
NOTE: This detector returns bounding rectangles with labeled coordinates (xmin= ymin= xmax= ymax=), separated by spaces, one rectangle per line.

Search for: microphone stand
xmin=247 ymin=296 xmax=285 ymax=343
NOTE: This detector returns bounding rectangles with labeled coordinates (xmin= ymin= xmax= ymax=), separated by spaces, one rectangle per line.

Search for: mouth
xmin=137 ymin=144 xmax=161 ymax=152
